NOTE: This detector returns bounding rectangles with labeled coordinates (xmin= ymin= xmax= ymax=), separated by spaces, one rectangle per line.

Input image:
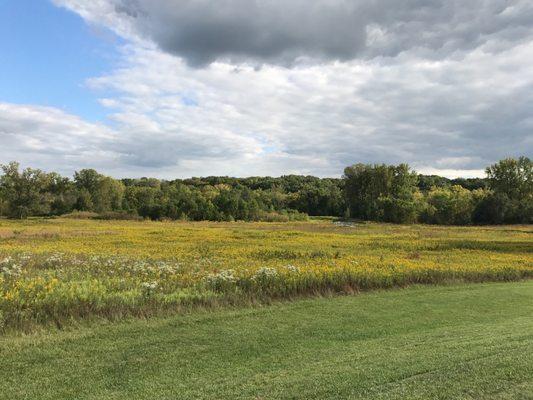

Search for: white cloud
xmin=1 ymin=1 xmax=532 ymax=179
xmin=0 ymin=103 xmax=117 ymax=174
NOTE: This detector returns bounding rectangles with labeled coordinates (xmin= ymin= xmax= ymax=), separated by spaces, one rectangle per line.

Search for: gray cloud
xmin=3 ymin=1 xmax=531 ymax=179
xmin=56 ymin=0 xmax=533 ymax=66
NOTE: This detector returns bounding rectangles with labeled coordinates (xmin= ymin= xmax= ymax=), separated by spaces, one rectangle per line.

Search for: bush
xmin=61 ymin=211 xmax=99 ymax=219
xmin=93 ymin=211 xmax=143 ymax=221
xmin=473 ymin=192 xmax=511 ymax=224
xmin=473 ymin=193 xmax=533 ymax=224
xmin=255 ymin=210 xmax=308 ymax=222
xmin=258 ymin=212 xmax=290 ymax=222
xmin=380 ymin=197 xmax=419 ymax=224
xmin=284 ymin=210 xmax=309 ymax=221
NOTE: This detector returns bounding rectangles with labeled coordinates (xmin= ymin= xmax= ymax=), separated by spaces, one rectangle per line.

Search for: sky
xmin=0 ymin=0 xmax=532 ymax=179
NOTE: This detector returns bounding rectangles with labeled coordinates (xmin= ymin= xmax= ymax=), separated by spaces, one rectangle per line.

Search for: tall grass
xmin=0 ymin=219 xmax=531 ymax=332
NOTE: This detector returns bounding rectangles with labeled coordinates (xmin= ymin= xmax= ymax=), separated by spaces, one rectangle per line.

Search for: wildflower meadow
xmin=0 ymin=218 xmax=531 ymax=331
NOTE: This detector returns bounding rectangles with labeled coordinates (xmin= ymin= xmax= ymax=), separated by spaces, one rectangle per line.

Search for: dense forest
xmin=0 ymin=157 xmax=531 ymax=225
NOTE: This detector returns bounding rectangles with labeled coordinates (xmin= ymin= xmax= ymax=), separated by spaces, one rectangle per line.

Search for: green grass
xmin=2 ymin=281 xmax=532 ymax=399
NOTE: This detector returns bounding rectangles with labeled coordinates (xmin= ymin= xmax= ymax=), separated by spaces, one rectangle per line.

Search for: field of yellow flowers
xmin=0 ymin=218 xmax=531 ymax=331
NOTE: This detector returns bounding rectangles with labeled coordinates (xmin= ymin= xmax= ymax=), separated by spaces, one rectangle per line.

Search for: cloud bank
xmin=54 ymin=0 xmax=533 ymax=66
xmin=1 ymin=1 xmax=532 ymax=178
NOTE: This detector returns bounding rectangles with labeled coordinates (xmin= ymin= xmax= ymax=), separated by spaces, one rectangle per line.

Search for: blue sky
xmin=0 ymin=0 xmax=117 ymax=122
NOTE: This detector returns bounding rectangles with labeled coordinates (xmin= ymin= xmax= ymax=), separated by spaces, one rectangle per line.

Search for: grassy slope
xmin=2 ymin=281 xmax=533 ymax=400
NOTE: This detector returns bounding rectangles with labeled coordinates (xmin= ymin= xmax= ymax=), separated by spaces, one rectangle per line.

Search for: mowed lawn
xmin=2 ymin=281 xmax=533 ymax=400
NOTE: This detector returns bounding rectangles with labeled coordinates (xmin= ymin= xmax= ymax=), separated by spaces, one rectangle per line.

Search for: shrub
xmin=93 ymin=211 xmax=143 ymax=221
xmin=379 ymin=197 xmax=419 ymax=224
xmin=472 ymin=192 xmax=511 ymax=224
xmin=256 ymin=210 xmax=308 ymax=223
xmin=61 ymin=211 xmax=99 ymax=219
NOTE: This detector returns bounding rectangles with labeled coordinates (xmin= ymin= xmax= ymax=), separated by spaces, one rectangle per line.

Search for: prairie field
xmin=0 ymin=218 xmax=531 ymax=331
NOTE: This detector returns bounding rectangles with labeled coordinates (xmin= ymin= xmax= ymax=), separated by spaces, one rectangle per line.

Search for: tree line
xmin=0 ymin=157 xmax=530 ymax=224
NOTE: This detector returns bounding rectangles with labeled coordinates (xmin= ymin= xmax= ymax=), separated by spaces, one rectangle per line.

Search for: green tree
xmin=486 ymin=157 xmax=532 ymax=202
xmin=92 ymin=177 xmax=125 ymax=213
xmin=344 ymin=163 xmax=418 ymax=222
xmin=74 ymin=169 xmax=101 ymax=194
xmin=473 ymin=191 xmax=510 ymax=224
xmin=47 ymin=173 xmax=77 ymax=215
xmin=0 ymin=162 xmax=52 ymax=218
xmin=75 ymin=188 xmax=94 ymax=211
xmin=481 ymin=157 xmax=533 ymax=223
xmin=74 ymin=170 xmax=125 ymax=213
xmin=422 ymin=185 xmax=475 ymax=225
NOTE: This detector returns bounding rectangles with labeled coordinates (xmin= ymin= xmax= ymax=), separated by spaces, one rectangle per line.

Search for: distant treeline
xmin=0 ymin=157 xmax=531 ymax=224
